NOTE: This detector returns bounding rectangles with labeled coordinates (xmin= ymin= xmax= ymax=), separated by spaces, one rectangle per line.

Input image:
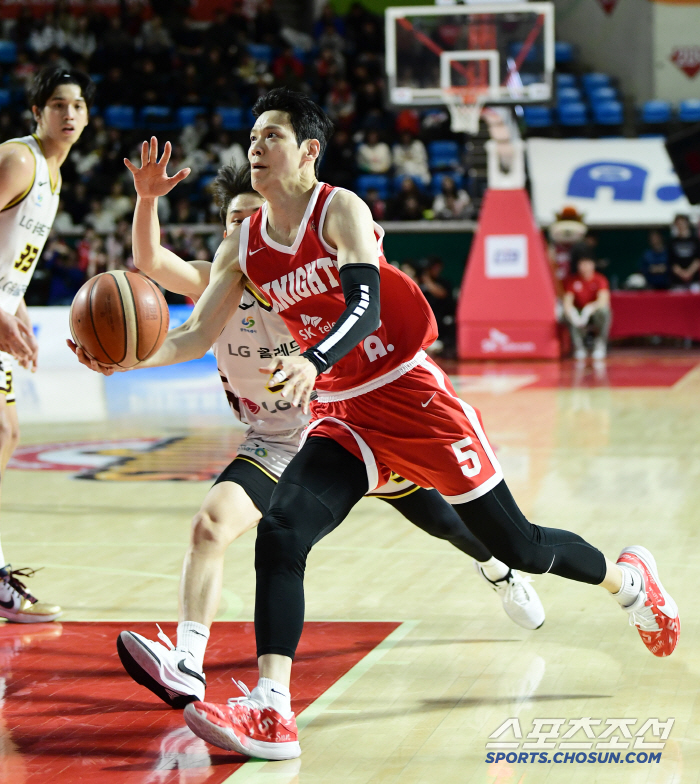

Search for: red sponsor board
xmin=456 ymin=189 xmax=559 ymax=360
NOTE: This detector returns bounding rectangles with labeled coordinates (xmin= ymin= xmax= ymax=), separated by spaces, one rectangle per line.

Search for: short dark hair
xmin=571 ymin=242 xmax=596 ymax=265
xmin=29 ymin=67 xmax=96 ymax=114
xmin=252 ymin=87 xmax=335 ymax=175
xmin=212 ymin=162 xmax=257 ymax=225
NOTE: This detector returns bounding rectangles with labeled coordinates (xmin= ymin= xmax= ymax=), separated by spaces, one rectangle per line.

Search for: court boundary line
xmin=222 ymin=619 xmax=419 ymax=783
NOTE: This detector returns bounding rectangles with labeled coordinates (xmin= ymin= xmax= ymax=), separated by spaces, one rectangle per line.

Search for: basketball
xmin=69 ymin=270 xmax=169 ymax=368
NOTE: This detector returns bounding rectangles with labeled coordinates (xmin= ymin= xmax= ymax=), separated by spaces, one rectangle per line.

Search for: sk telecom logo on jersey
xmin=260 ymin=257 xmax=340 ymax=313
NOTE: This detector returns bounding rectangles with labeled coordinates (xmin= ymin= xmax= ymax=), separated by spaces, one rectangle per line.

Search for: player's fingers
xmin=124 ymin=157 xmax=138 ymax=173
xmin=149 ymin=136 xmax=158 ymax=164
xmin=160 ymin=140 xmax=172 ymax=167
xmin=66 ymin=339 xmax=78 ymax=355
xmin=16 ymin=320 xmax=32 ymax=339
xmin=170 ymin=167 xmax=191 ymax=185
xmin=259 ymin=359 xmax=283 ymax=375
xmin=140 ymin=140 xmax=148 ymax=167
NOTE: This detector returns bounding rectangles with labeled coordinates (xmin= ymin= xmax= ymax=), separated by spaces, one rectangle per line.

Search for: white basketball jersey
xmin=212 ymin=286 xmax=309 ymax=435
xmin=0 ymin=135 xmax=60 ymax=315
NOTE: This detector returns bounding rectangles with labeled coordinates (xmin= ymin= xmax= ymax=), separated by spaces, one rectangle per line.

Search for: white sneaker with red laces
xmin=617 ymin=546 xmax=680 ymax=657
xmin=183 ymin=680 xmax=300 ymax=760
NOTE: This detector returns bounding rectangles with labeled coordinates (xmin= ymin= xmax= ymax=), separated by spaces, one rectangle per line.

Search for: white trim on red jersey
xmin=259 ymin=184 xmax=323 ymax=255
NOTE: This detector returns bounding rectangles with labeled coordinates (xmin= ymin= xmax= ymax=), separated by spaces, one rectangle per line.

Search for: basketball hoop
xmin=441 ymin=86 xmax=489 ymax=135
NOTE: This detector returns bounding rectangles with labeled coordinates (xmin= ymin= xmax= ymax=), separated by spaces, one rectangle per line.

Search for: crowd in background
xmin=0 ymin=1 xmax=473 ymax=306
xmin=637 ymin=215 xmax=700 ymax=291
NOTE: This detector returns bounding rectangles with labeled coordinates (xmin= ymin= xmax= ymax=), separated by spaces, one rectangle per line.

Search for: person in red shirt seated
xmin=563 ymin=247 xmax=611 ymax=360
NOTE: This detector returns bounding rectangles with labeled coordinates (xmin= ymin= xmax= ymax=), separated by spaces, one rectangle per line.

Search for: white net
xmin=441 ymin=88 xmax=488 ymax=135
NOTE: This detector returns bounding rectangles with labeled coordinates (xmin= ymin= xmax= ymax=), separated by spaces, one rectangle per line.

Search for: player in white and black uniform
xmin=107 ymin=143 xmax=545 ymax=709
xmin=0 ymin=67 xmax=94 ymax=623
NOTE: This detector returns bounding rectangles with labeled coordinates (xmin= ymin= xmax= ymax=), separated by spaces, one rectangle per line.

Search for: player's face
xmin=249 ymin=110 xmax=317 ymax=190
xmin=34 ymin=84 xmax=89 ymax=145
xmin=223 ymin=193 xmax=264 ymax=236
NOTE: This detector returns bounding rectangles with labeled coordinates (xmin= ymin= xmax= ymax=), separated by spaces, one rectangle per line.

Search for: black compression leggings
xmin=381 ymin=490 xmax=492 ymax=562
xmin=255 ymin=437 xmax=608 ymax=659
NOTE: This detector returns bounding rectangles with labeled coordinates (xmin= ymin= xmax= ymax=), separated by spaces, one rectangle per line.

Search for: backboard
xmin=385 ymin=3 xmax=555 ymax=107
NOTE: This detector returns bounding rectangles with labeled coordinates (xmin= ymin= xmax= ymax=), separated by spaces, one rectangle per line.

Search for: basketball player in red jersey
xmin=73 ymin=89 xmax=679 ymax=761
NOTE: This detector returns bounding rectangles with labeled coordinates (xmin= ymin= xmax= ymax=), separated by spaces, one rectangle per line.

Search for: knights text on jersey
xmin=212 ymin=286 xmax=309 ymax=435
xmin=238 ymin=183 xmax=437 ymax=396
xmin=0 ymin=135 xmax=60 ymax=315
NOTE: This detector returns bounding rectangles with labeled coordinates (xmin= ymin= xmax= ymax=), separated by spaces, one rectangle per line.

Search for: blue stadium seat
xmin=557 ymin=102 xmax=588 ymax=127
xmin=177 ymin=106 xmax=206 ymax=127
xmin=431 ymin=172 xmax=463 ymax=196
xmin=582 ymin=72 xmax=611 ymax=94
xmin=248 ymin=43 xmax=273 ymax=64
xmin=355 ymin=174 xmax=390 ymax=200
xmin=427 ymin=140 xmax=460 ymax=170
xmin=0 ymin=89 xmax=10 ymax=109
xmin=393 ymin=174 xmax=427 ymax=193
xmin=508 ymin=42 xmax=543 ymax=64
xmin=216 ymin=107 xmax=244 ymax=130
xmin=555 ymin=41 xmax=574 ymax=65
xmin=523 ymin=105 xmax=553 ymax=128
xmin=593 ymin=100 xmax=623 ymax=125
xmin=589 ymin=86 xmax=618 ymax=105
xmin=104 ymin=105 xmax=136 ymax=130
xmin=0 ymin=41 xmax=17 ymax=64
xmin=641 ymin=100 xmax=672 ymax=125
xmin=679 ymin=99 xmax=700 ymax=123
xmin=557 ymin=86 xmax=582 ymax=104
xmin=555 ymin=73 xmax=577 ymax=89
xmin=140 ymin=105 xmax=176 ymax=131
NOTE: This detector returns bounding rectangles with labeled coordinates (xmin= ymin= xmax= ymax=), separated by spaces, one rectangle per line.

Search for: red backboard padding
xmin=457 ymin=189 xmax=559 ymax=359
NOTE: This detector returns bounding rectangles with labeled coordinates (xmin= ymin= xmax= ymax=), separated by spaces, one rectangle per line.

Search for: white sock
xmin=252 ymin=677 xmax=292 ymax=718
xmin=612 ymin=564 xmax=643 ymax=607
xmin=478 ymin=556 xmax=511 ymax=583
xmin=176 ymin=621 xmax=210 ymax=670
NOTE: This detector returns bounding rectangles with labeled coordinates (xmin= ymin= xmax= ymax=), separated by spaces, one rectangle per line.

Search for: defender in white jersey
xmin=90 ymin=141 xmax=544 ymax=710
xmin=0 ymin=67 xmax=94 ymax=623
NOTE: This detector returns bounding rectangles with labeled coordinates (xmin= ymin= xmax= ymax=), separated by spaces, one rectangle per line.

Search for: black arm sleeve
xmin=301 ymin=263 xmax=380 ymax=375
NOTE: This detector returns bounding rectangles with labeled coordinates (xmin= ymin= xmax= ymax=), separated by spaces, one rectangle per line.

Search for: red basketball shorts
xmin=302 ymin=355 xmax=503 ymax=503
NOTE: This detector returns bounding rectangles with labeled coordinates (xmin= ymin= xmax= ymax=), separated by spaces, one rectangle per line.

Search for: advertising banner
xmin=526 ymin=138 xmax=694 ymax=226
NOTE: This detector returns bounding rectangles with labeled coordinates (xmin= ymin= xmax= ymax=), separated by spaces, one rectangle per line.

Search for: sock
xmin=252 ymin=677 xmax=292 ymax=718
xmin=0 ymin=536 xmax=5 ymax=569
xmin=478 ymin=556 xmax=511 ymax=583
xmin=176 ymin=621 xmax=210 ymax=670
xmin=612 ymin=564 xmax=643 ymax=607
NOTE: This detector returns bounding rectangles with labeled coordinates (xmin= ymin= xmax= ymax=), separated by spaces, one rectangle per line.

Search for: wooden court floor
xmin=1 ymin=353 xmax=699 ymax=783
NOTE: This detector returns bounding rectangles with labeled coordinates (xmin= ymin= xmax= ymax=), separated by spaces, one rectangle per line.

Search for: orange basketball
xmin=70 ymin=270 xmax=169 ymax=368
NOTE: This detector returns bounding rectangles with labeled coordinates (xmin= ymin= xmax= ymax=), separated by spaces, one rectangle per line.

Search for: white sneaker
xmin=474 ymin=562 xmax=545 ymax=630
xmin=591 ymin=341 xmax=607 ymax=360
xmin=573 ymin=348 xmax=587 ymax=361
xmin=0 ymin=565 xmax=61 ymax=623
xmin=117 ymin=625 xmax=206 ymax=708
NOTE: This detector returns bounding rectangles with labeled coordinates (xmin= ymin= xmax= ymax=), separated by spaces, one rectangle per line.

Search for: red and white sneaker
xmin=617 ymin=546 xmax=680 ymax=657
xmin=183 ymin=680 xmax=300 ymax=760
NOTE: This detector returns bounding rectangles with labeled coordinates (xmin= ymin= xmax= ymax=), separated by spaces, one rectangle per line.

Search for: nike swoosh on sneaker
xmin=0 ymin=597 xmax=16 ymax=609
xmin=178 ymin=659 xmax=207 ymax=686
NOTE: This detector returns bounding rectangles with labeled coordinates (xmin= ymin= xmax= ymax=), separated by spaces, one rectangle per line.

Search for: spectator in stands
xmin=418 ymin=256 xmax=456 ymax=355
xmin=314 ymin=4 xmax=346 ymax=39
xmin=103 ymin=182 xmax=134 ymax=225
xmin=363 ymin=187 xmax=386 ymax=222
xmin=387 ymin=176 xmax=430 ymax=221
xmin=325 ymin=79 xmax=355 ymax=129
xmin=321 ymin=128 xmax=355 ymax=189
xmin=640 ymin=230 xmax=670 ymax=290
xmin=393 ymin=131 xmax=430 ymax=185
xmin=356 ymin=130 xmax=391 ymax=174
xmin=45 ymin=240 xmax=85 ymax=306
xmin=272 ymin=46 xmax=305 ymax=90
xmin=432 ymin=176 xmax=471 ymax=220
xmin=86 ymin=197 xmax=117 ymax=235
xmin=668 ymin=214 xmax=700 ymax=289
xmin=563 ymin=248 xmax=611 ymax=360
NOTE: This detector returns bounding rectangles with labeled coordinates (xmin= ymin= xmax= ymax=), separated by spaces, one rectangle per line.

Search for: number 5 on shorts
xmin=451 ymin=437 xmax=482 ymax=478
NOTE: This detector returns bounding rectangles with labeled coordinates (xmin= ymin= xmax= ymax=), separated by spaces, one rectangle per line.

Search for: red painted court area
xmin=0 ymin=620 xmax=399 ymax=783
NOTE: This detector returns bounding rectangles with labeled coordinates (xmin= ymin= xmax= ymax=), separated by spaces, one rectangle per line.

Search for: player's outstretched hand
xmin=18 ymin=326 xmax=39 ymax=372
xmin=0 ymin=310 xmax=33 ymax=365
xmin=260 ymin=356 xmax=317 ymax=414
xmin=66 ymin=339 xmax=122 ymax=375
xmin=124 ymin=136 xmax=190 ymax=199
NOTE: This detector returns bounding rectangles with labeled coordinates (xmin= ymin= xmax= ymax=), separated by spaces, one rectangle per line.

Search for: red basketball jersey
xmin=239 ymin=183 xmax=437 ymax=395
